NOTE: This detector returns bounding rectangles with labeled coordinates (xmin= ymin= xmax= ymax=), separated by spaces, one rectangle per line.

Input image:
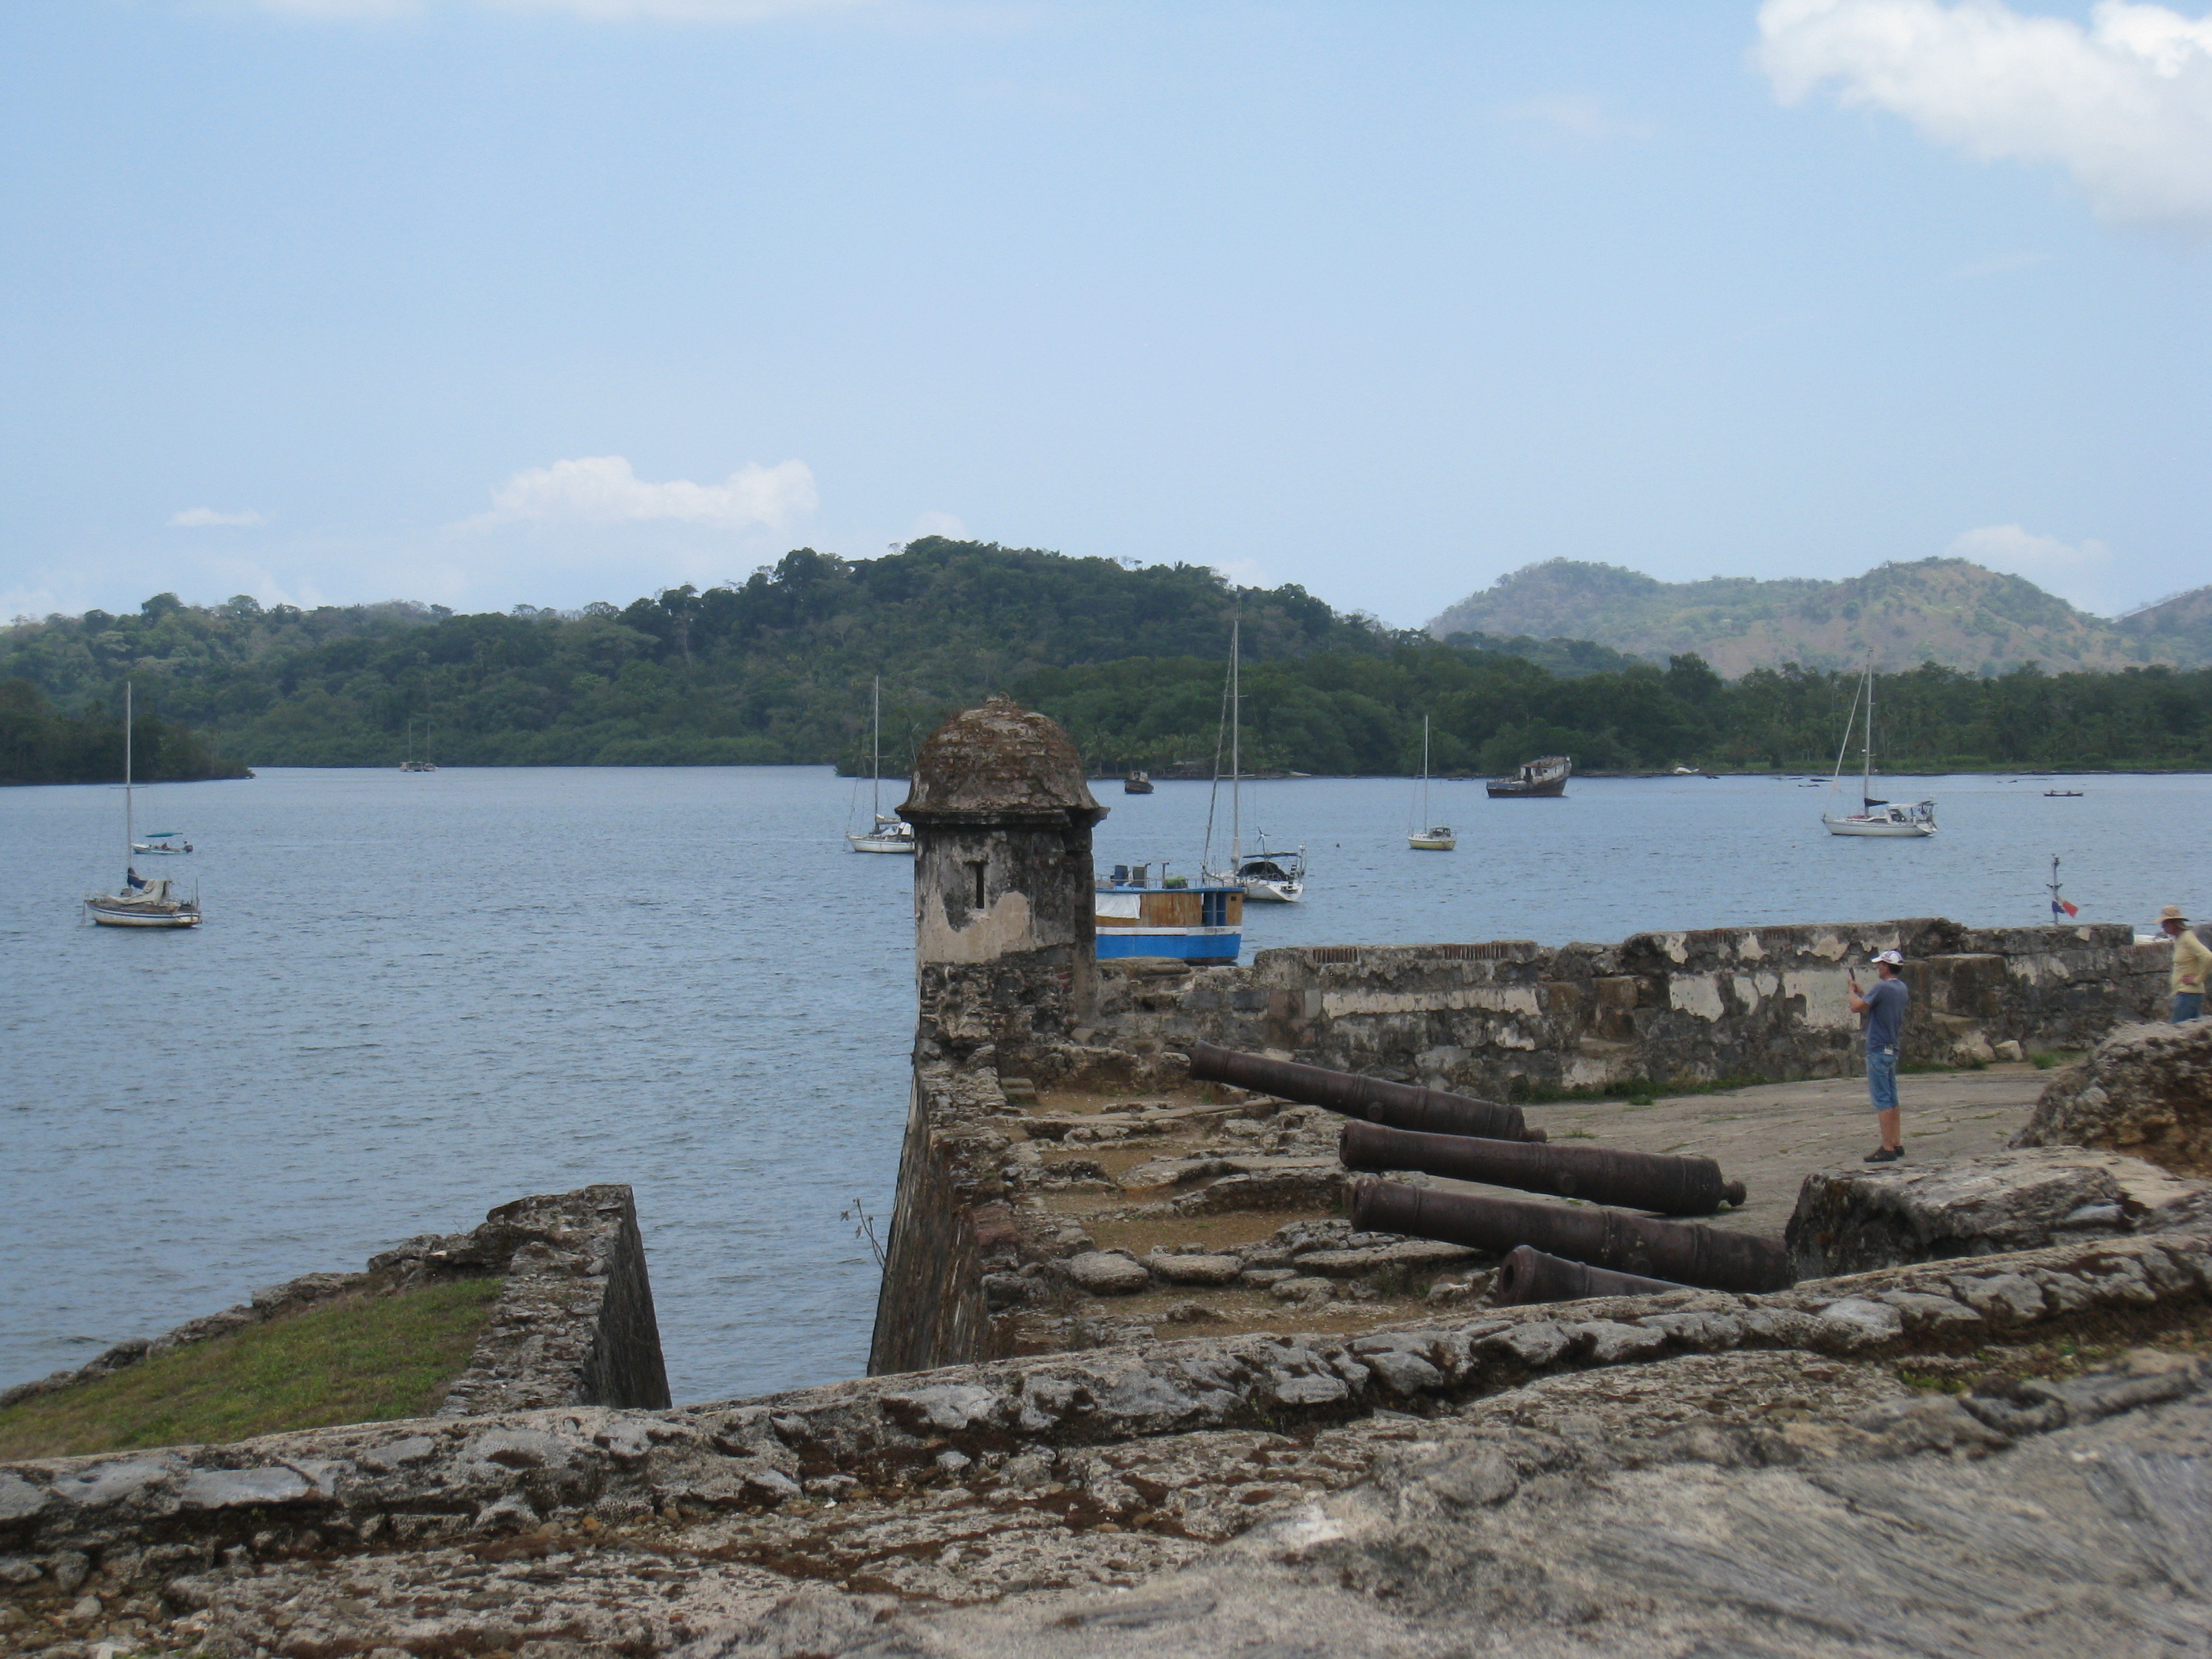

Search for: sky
xmin=2 ymin=0 xmax=2207 ymax=630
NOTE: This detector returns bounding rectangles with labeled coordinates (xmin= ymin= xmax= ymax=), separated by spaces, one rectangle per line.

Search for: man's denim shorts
xmin=1867 ymin=1045 xmax=1899 ymax=1112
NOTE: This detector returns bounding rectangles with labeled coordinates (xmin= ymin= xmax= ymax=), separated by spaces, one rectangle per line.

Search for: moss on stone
xmin=0 ymin=1277 xmax=502 ymax=1460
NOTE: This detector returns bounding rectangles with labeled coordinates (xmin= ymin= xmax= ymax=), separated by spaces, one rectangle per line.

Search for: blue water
xmin=0 ymin=765 xmax=2182 ymax=1402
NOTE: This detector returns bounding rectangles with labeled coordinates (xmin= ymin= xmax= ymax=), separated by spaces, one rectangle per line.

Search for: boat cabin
xmin=1095 ymin=864 xmax=1243 ymax=965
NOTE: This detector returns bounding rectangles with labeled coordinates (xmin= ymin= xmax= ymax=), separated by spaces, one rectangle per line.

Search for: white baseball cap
xmin=1873 ymin=949 xmax=1904 ymax=966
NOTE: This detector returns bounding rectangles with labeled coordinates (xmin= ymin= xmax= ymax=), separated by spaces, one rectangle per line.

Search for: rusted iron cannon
xmin=1494 ymin=1245 xmax=1687 ymax=1306
xmin=1351 ymin=1178 xmax=1795 ymax=1293
xmin=1187 ymin=1042 xmax=1541 ymax=1143
xmin=1338 ymin=1120 xmax=1745 ymax=1216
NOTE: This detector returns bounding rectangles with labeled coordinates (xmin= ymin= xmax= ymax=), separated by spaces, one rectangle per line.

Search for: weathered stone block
xmin=2015 ymin=1019 xmax=2212 ymax=1172
xmin=1785 ymin=1149 xmax=2201 ymax=1277
xmin=1064 ymin=1252 xmax=1151 ymax=1295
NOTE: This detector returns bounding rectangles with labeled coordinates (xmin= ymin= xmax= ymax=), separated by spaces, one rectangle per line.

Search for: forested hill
xmin=1428 ymin=557 xmax=2212 ymax=677
xmin=0 ymin=539 xmax=1388 ymax=769
xmin=14 ymin=537 xmax=2212 ymax=775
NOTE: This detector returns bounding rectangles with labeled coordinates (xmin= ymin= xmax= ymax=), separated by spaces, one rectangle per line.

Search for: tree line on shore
xmin=0 ymin=679 xmax=249 ymax=786
xmin=8 ymin=537 xmax=2212 ymax=780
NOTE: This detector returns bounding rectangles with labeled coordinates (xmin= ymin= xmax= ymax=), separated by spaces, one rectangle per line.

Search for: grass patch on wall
xmin=0 ymin=1277 xmax=503 ymax=1460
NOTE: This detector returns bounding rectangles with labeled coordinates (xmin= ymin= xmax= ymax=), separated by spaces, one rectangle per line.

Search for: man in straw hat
xmin=1847 ymin=949 xmax=1909 ymax=1162
xmin=2159 ymin=905 xmax=2209 ymax=1023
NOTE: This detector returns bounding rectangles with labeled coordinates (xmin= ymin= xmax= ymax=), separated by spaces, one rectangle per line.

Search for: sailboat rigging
xmin=1204 ymin=617 xmax=1307 ymax=902
xmin=1822 ymin=657 xmax=1936 ymax=838
xmin=1409 ymin=713 xmax=1454 ymax=851
xmin=399 ymin=716 xmax=437 ymax=773
xmin=846 ymin=676 xmax=916 ymax=854
xmin=84 ymin=682 xmax=202 ymax=928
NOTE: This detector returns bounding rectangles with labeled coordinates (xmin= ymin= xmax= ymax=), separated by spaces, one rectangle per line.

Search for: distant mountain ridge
xmin=1427 ymin=557 xmax=2212 ymax=677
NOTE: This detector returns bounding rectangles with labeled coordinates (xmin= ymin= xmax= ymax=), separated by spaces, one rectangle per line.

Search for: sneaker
xmin=1864 ymin=1146 xmax=1904 ymax=1163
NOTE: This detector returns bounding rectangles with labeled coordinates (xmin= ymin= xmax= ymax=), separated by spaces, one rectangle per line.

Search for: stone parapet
xmin=3 ymin=1225 xmax=2205 ymax=1578
xmin=1094 ymin=918 xmax=2163 ymax=1098
xmin=0 ymin=1186 xmax=668 ymax=1426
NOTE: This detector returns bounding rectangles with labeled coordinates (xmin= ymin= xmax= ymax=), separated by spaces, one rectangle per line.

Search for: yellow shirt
xmin=2173 ymin=929 xmax=2212 ymax=994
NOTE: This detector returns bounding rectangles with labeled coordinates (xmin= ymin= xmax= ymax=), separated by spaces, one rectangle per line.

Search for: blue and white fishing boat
xmin=1094 ymin=863 xmax=1242 ymax=965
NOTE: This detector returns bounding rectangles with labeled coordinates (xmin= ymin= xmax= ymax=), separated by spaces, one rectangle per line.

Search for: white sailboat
xmin=85 ymin=682 xmax=202 ymax=928
xmin=846 ymin=676 xmax=916 ymax=854
xmin=1408 ymin=713 xmax=1454 ymax=851
xmin=1204 ymin=618 xmax=1306 ymax=902
xmin=1822 ymin=657 xmax=1936 ymax=838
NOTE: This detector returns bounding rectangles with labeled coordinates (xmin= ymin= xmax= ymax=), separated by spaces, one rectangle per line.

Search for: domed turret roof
xmin=900 ymin=695 xmax=1105 ymax=825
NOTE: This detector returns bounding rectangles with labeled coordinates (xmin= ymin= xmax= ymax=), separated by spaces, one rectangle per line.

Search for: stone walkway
xmin=1515 ymin=1062 xmax=2055 ymax=1238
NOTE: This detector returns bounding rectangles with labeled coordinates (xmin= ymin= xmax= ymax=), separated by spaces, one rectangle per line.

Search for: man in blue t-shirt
xmin=1847 ymin=949 xmax=1910 ymax=1163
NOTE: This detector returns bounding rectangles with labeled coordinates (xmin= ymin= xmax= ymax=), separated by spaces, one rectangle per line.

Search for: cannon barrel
xmin=1339 ymin=1120 xmax=1745 ymax=1215
xmin=1351 ymin=1179 xmax=1794 ymax=1294
xmin=1187 ymin=1042 xmax=1541 ymax=1143
xmin=1494 ymin=1245 xmax=1688 ymax=1307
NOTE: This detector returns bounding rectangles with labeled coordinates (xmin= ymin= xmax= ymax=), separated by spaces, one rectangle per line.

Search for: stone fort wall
xmin=1092 ymin=918 xmax=2169 ymax=1101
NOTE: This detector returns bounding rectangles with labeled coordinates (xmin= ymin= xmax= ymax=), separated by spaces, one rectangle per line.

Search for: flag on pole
xmin=2051 ymin=896 xmax=2078 ymax=919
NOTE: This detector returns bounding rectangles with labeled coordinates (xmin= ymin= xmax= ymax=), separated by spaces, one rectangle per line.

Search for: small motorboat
xmin=1124 ymin=771 xmax=1155 ymax=794
xmin=132 ymin=831 xmax=193 ymax=855
xmin=1487 ymin=755 xmax=1571 ymax=798
xmin=2045 ymin=789 xmax=2085 ymax=798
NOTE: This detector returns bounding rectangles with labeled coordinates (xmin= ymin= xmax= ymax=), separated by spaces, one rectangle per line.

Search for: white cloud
xmin=1755 ymin=0 xmax=2212 ymax=230
xmin=472 ymin=455 xmax=817 ymax=531
xmin=1495 ymin=94 xmax=1656 ymax=144
xmin=1948 ymin=523 xmax=2118 ymax=609
xmin=169 ymin=507 xmax=268 ymax=528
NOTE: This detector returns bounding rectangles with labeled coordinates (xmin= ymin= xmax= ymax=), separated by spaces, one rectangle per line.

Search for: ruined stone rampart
xmin=380 ymin=1185 xmax=671 ymax=1416
xmin=0 ymin=1186 xmax=669 ymax=1425
xmin=3 ymin=1222 xmax=2207 ymax=1654
xmin=1095 ymin=918 xmax=2166 ymax=1099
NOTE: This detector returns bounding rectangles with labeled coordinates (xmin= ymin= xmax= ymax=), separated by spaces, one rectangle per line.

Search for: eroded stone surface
xmin=1786 ymin=1146 xmax=2208 ymax=1277
xmin=2018 ymin=1018 xmax=2212 ymax=1174
xmin=4 ymin=1225 xmax=2207 ymax=1659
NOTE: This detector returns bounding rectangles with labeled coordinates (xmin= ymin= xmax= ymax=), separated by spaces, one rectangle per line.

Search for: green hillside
xmin=16 ymin=537 xmax=2212 ymax=777
xmin=0 ymin=539 xmax=1383 ymax=770
xmin=1427 ymin=557 xmax=2212 ymax=677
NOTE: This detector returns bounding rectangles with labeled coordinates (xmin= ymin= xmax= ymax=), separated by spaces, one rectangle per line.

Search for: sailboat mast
xmin=870 ymin=676 xmax=882 ymax=819
xmin=124 ymin=680 xmax=134 ymax=867
xmin=1229 ymin=617 xmax=1242 ymax=865
xmin=1420 ymin=714 xmax=1431 ymax=823
xmin=1862 ymin=657 xmax=1875 ymax=806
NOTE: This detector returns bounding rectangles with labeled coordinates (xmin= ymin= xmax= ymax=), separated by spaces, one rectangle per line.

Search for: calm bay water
xmin=0 ymin=764 xmax=2184 ymax=1402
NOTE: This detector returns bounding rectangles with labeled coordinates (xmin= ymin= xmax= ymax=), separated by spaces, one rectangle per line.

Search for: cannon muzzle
xmin=1340 ymin=1120 xmax=1745 ymax=1215
xmin=1188 ymin=1042 xmax=1540 ymax=1143
xmin=1351 ymin=1178 xmax=1794 ymax=1294
xmin=1494 ymin=1245 xmax=1688 ymax=1306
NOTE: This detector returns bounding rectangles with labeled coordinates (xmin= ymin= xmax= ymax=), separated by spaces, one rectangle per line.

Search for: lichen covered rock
xmin=2014 ymin=1019 xmax=2212 ymax=1172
